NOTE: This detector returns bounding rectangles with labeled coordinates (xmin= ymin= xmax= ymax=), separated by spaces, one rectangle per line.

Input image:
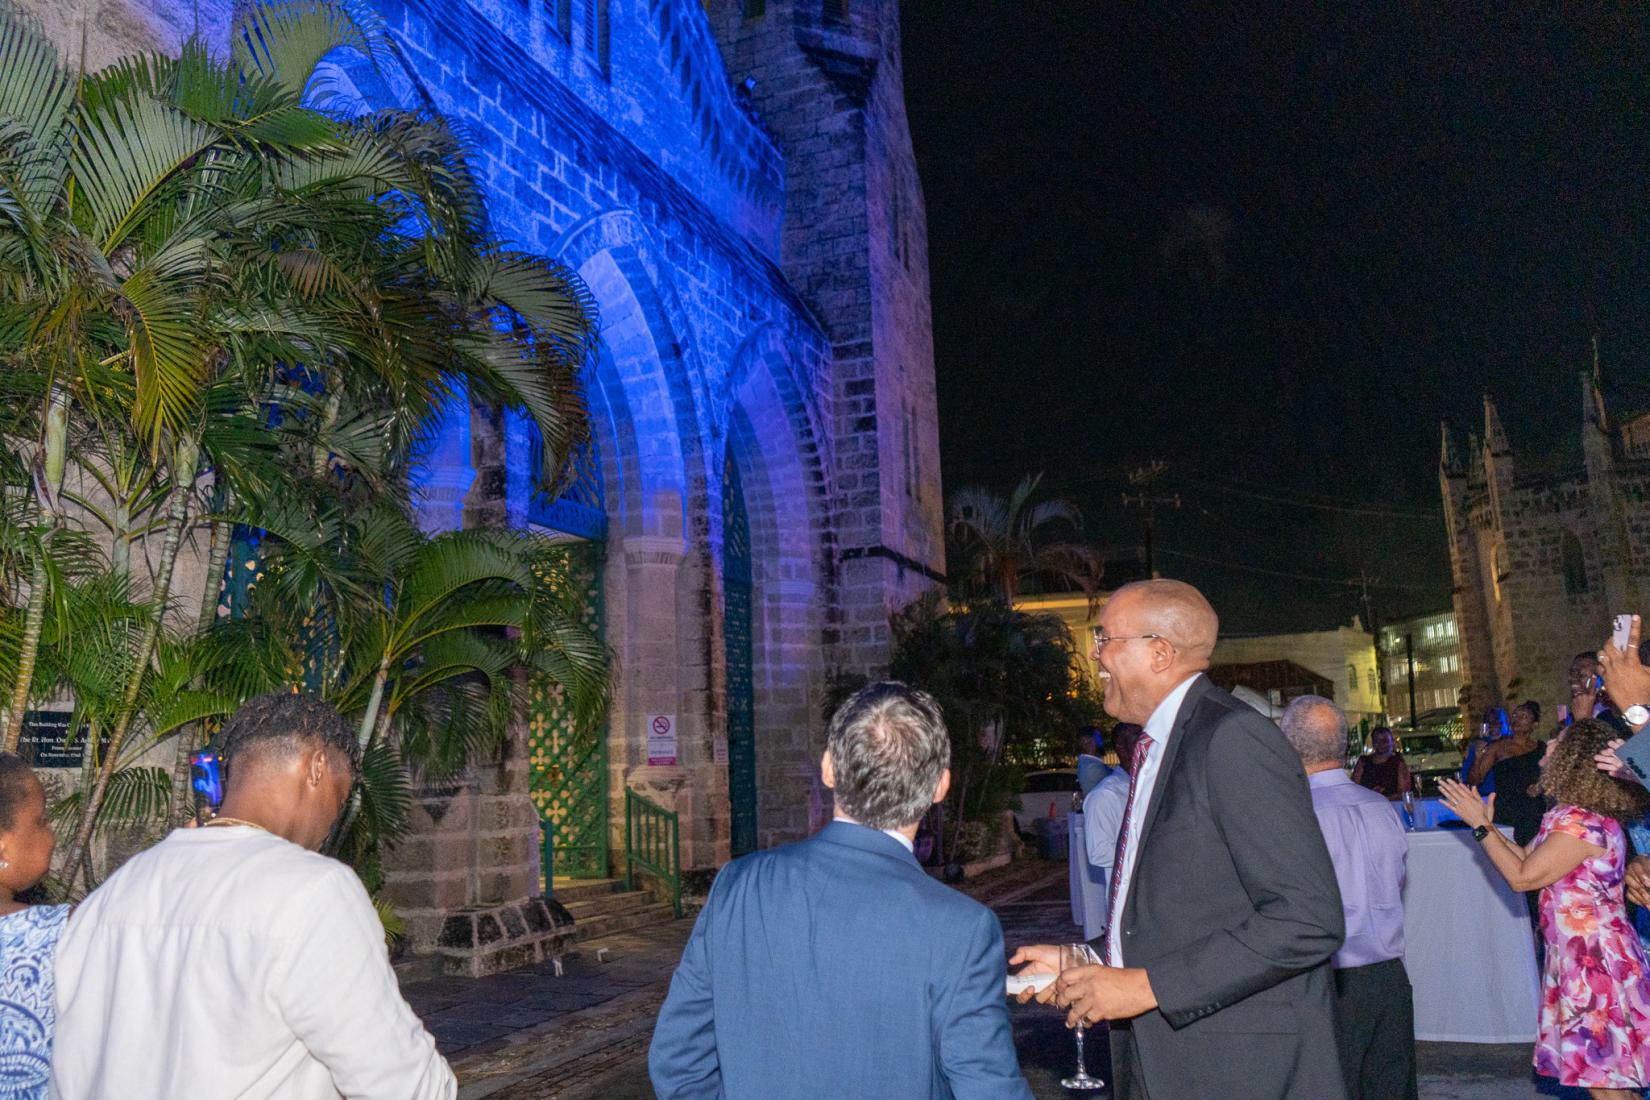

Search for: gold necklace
xmin=200 ymin=816 xmax=268 ymax=833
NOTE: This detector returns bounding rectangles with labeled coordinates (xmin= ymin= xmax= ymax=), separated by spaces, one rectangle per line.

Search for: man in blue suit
xmin=648 ymin=682 xmax=1033 ymax=1099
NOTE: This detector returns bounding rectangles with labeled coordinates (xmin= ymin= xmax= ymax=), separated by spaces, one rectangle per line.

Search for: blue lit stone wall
xmin=352 ymin=0 xmax=860 ymax=872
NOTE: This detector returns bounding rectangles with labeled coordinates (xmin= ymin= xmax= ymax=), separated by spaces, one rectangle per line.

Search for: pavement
xmin=402 ymin=858 xmax=1597 ymax=1100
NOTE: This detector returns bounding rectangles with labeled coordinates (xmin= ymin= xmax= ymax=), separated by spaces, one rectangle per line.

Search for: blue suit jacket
xmin=648 ymin=821 xmax=1032 ymax=1100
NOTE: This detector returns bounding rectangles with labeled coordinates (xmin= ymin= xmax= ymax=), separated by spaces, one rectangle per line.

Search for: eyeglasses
xmin=1090 ymin=628 xmax=1166 ymax=648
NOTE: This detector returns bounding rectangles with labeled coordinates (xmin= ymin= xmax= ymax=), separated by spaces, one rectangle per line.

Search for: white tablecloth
xmin=1067 ymin=813 xmax=1108 ymax=940
xmin=1403 ymin=827 xmax=1541 ymax=1043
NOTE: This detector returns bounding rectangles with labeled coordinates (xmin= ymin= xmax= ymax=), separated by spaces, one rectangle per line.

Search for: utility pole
xmin=1405 ymin=632 xmax=1417 ymax=729
xmin=1352 ymin=568 xmax=1383 ymax=724
xmin=1121 ymin=461 xmax=1180 ymax=578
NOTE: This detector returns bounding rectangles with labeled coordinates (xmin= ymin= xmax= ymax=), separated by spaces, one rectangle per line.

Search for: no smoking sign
xmin=646 ymin=713 xmax=678 ymax=766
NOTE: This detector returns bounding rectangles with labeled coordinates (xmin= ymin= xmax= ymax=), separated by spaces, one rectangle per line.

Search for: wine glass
xmin=1059 ymin=944 xmax=1105 ymax=1091
xmin=1400 ymin=787 xmax=1417 ymax=831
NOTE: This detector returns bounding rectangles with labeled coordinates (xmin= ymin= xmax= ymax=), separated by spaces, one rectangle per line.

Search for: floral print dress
xmin=1533 ymin=805 xmax=1650 ymax=1088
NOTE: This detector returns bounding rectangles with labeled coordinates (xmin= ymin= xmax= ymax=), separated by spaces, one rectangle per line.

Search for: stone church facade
xmin=28 ymin=0 xmax=945 ymax=968
xmin=1441 ymin=371 xmax=1650 ymax=725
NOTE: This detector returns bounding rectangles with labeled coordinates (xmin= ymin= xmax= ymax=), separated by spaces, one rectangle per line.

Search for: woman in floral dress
xmin=1441 ymin=718 xmax=1650 ymax=1100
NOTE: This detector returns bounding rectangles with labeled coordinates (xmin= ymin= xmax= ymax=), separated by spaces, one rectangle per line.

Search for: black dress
xmin=1490 ymin=746 xmax=1545 ymax=846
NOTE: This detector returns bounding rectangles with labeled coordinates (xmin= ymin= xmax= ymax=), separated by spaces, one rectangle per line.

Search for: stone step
xmin=560 ymin=890 xmax=659 ymax=922
xmin=550 ymin=878 xmax=627 ymax=904
xmin=571 ymin=902 xmax=679 ymax=942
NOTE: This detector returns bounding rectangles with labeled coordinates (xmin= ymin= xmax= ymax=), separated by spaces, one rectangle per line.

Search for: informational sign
xmin=16 ymin=711 xmax=105 ymax=768
xmin=712 ymin=737 xmax=729 ymax=766
xmin=646 ymin=713 xmax=678 ymax=766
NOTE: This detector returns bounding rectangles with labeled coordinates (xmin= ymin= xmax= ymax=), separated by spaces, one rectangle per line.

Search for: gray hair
xmin=1279 ymin=695 xmax=1347 ymax=767
xmin=826 ymin=682 xmax=950 ymax=830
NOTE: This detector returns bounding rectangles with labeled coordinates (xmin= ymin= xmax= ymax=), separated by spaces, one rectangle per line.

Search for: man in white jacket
xmin=49 ymin=693 xmax=455 ymax=1100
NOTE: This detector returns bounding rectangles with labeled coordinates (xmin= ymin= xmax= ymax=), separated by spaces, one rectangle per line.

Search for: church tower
xmin=707 ymin=0 xmax=945 ymax=671
xmin=1441 ymin=421 xmax=1497 ymax=712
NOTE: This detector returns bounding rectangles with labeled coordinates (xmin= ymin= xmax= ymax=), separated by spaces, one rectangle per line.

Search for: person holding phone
xmin=1590 ymin=615 xmax=1650 ymax=947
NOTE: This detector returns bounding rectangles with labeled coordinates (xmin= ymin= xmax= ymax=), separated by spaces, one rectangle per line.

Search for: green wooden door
xmin=723 ymin=456 xmax=757 ymax=857
xmin=526 ymin=439 xmax=609 ymax=881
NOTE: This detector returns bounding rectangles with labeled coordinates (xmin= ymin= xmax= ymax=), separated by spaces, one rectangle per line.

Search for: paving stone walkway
xmin=403 ymin=857 xmax=1598 ymax=1099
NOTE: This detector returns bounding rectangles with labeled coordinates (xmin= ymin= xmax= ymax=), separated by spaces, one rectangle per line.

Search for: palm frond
xmin=232 ymin=0 xmax=386 ymax=100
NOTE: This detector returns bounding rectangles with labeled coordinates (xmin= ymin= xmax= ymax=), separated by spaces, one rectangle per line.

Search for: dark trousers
xmin=1331 ymin=958 xmax=1418 ymax=1100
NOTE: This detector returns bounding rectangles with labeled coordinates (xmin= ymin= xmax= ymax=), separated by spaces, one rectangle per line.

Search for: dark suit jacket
xmin=648 ymin=821 xmax=1033 ymax=1100
xmin=1104 ymin=675 xmax=1347 ymax=1100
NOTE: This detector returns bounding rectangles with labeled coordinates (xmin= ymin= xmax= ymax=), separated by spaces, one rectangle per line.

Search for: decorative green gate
xmin=723 ymin=455 xmax=757 ymax=857
xmin=527 ymin=438 xmax=610 ymax=881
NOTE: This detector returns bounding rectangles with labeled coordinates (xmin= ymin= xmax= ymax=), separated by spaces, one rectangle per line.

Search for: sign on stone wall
xmin=646 ymin=714 xmax=678 ymax=766
xmin=17 ymin=711 xmax=107 ymax=768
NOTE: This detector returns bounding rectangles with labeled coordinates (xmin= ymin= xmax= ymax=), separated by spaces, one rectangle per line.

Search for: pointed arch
xmin=722 ymin=324 xmax=832 ymax=846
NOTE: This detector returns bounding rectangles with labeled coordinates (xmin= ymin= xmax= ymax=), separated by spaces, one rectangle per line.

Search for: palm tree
xmin=947 ymin=473 xmax=1103 ymax=603
xmin=0 ymin=0 xmax=606 ymax=887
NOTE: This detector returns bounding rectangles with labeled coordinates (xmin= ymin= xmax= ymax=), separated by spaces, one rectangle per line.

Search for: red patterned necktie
xmin=1103 ymin=732 xmax=1155 ymax=964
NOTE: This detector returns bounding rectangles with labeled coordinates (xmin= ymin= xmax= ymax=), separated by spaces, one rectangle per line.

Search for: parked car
xmin=1011 ymin=769 xmax=1079 ymax=835
xmin=1392 ymin=730 xmax=1464 ymax=795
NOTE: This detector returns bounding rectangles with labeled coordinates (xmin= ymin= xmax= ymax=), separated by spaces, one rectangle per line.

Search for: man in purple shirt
xmin=1281 ymin=695 xmax=1417 ymax=1100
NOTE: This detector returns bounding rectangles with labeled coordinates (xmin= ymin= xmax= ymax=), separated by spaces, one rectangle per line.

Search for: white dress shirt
xmin=1082 ymin=770 xmax=1130 ymax=885
xmin=1107 ymin=672 xmax=1201 ymax=966
xmin=49 ymin=826 xmax=455 ymax=1100
xmin=834 ymin=816 xmax=915 ymax=853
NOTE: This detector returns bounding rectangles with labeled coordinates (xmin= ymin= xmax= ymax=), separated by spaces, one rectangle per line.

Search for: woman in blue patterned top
xmin=0 ymin=753 xmax=66 ymax=1099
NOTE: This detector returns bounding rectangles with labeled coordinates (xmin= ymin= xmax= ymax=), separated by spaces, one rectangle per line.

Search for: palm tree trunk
xmin=64 ymin=436 xmax=199 ymax=885
xmin=357 ymin=650 xmax=392 ymax=751
xmin=4 ymin=385 xmax=71 ymax=750
xmin=196 ymin=512 xmax=229 ymax=629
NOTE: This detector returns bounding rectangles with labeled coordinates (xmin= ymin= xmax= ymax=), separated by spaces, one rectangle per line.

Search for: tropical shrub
xmin=0 ymin=0 xmax=607 ymax=894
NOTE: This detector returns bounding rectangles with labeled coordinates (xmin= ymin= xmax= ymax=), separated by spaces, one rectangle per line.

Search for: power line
xmin=1178 ymin=477 xmax=1444 ymax=520
xmin=1156 ymin=547 xmax=1447 ymax=592
xmin=1052 ymin=466 xmax=1444 ymax=520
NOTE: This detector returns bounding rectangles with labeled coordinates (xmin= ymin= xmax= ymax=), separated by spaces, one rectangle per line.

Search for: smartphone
xmin=189 ymin=747 xmax=224 ymax=823
xmin=1006 ymin=973 xmax=1055 ymax=996
xmin=1615 ymin=614 xmax=1634 ymax=652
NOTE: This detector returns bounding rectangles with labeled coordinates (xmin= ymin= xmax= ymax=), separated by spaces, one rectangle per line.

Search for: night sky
xmin=902 ymin=3 xmax=1650 ymax=633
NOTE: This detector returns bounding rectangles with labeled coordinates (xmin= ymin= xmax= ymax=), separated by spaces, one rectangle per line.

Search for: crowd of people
xmin=650 ymin=583 xmax=1650 ymax=1100
xmin=7 ymin=580 xmax=1650 ymax=1099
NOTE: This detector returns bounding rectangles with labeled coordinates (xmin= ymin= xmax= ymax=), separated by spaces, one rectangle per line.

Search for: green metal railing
xmin=625 ymin=789 xmax=682 ymax=918
xmin=539 ymin=816 xmax=554 ymax=895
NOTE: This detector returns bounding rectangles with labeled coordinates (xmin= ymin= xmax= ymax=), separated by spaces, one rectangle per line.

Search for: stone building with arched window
xmin=1441 ymin=370 xmax=1650 ymax=725
xmin=33 ymin=0 xmax=946 ymax=972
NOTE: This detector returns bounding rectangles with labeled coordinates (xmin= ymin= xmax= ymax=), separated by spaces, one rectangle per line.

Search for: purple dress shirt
xmin=1308 ymin=768 xmax=1407 ymax=969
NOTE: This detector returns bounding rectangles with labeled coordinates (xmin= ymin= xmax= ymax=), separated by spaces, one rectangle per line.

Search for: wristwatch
xmin=1624 ymin=704 xmax=1650 ymax=730
xmin=1472 ymin=825 xmax=1490 ymax=842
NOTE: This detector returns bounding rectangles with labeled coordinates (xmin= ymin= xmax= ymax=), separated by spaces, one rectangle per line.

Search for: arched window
xmin=1562 ymin=530 xmax=1588 ymax=595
